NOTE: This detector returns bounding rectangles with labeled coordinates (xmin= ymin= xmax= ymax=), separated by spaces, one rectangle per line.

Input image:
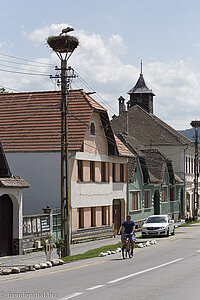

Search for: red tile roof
xmin=0 ymin=89 xmax=107 ymax=152
xmin=114 ymin=135 xmax=134 ymax=157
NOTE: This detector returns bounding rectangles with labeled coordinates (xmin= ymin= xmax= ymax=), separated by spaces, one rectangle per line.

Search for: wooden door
xmin=0 ymin=194 xmax=13 ymax=256
xmin=113 ymin=199 xmax=121 ymax=233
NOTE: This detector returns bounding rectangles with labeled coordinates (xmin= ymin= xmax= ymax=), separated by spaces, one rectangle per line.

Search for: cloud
xmin=145 ymin=60 xmax=200 ymax=128
xmin=108 ymin=34 xmax=127 ymax=54
xmin=0 ymin=41 xmax=6 ymax=48
xmin=23 ymin=23 xmax=72 ymax=44
xmin=1 ymin=23 xmax=200 ymax=130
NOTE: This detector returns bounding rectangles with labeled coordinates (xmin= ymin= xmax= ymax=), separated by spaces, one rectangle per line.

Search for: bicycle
xmin=121 ymin=234 xmax=132 ymax=259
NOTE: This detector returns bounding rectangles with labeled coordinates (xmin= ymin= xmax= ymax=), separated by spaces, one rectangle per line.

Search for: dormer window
xmin=90 ymin=122 xmax=96 ymax=136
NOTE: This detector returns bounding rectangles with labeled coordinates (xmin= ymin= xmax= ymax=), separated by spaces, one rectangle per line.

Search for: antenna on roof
xmin=140 ymin=59 xmax=143 ymax=75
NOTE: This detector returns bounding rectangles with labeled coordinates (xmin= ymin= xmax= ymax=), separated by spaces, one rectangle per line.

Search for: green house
xmin=117 ymin=133 xmax=184 ymax=227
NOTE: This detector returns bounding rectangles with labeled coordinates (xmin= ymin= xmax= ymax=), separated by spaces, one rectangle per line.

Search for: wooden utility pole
xmin=60 ymin=59 xmax=70 ymax=256
xmin=190 ymin=121 xmax=200 ymax=217
xmin=47 ymin=28 xmax=79 ymax=257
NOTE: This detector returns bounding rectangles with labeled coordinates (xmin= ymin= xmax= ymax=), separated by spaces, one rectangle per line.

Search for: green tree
xmin=0 ymin=88 xmax=8 ymax=93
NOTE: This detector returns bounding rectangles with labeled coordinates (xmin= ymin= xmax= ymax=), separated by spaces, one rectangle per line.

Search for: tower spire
xmin=127 ymin=59 xmax=155 ymax=113
xmin=140 ymin=59 xmax=143 ymax=75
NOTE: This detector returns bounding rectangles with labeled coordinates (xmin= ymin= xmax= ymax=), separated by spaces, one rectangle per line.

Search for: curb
xmin=0 ymin=259 xmax=64 ymax=276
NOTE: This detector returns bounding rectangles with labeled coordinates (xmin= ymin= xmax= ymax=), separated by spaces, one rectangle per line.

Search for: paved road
xmin=1 ymin=224 xmax=200 ymax=300
xmin=0 ymin=220 xmax=184 ymax=268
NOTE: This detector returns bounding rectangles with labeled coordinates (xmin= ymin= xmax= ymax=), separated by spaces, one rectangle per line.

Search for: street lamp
xmin=190 ymin=120 xmax=200 ymax=217
xmin=47 ymin=28 xmax=79 ymax=256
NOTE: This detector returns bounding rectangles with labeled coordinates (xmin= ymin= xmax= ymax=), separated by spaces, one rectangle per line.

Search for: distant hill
xmin=179 ymin=128 xmax=195 ymax=142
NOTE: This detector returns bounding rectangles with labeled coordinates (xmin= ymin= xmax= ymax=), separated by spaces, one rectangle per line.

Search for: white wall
xmin=6 ymin=152 xmax=61 ymax=215
xmin=71 ymin=182 xmax=127 ymax=208
xmin=0 ymin=189 xmax=23 ymax=239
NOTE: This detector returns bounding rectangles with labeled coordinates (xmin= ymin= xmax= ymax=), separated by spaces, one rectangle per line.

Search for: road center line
xmin=108 ymin=257 xmax=184 ymax=284
xmin=58 ymin=292 xmax=83 ymax=300
xmin=86 ymin=285 xmax=105 ymax=290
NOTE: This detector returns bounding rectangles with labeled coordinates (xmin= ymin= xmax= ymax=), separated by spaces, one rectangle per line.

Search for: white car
xmin=141 ymin=215 xmax=175 ymax=237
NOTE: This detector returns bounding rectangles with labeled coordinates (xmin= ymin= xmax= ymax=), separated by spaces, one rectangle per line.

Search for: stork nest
xmin=47 ymin=35 xmax=79 ymax=53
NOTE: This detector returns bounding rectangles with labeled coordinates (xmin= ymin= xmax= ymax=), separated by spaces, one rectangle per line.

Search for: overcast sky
xmin=0 ymin=0 xmax=200 ymax=129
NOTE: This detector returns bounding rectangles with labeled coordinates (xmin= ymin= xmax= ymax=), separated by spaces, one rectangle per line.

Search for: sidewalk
xmin=0 ymin=219 xmax=185 ymax=269
xmin=0 ymin=236 xmax=121 ymax=269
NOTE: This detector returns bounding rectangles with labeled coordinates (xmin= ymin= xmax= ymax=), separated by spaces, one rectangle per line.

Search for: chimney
xmin=118 ymin=96 xmax=126 ymax=115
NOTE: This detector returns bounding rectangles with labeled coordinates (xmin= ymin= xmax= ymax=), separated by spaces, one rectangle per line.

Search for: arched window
xmin=90 ymin=122 xmax=95 ymax=136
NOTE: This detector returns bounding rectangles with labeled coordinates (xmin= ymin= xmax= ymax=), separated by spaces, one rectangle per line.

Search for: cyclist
xmin=118 ymin=215 xmax=136 ymax=257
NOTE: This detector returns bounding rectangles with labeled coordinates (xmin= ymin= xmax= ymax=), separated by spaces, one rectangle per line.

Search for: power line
xmin=0 ymin=68 xmax=50 ymax=76
xmin=0 ymin=58 xmax=51 ymax=69
xmin=0 ymin=62 xmax=51 ymax=73
xmin=73 ymin=70 xmax=118 ymax=115
xmin=0 ymin=52 xmax=54 ymax=67
xmin=0 ymin=85 xmax=20 ymax=92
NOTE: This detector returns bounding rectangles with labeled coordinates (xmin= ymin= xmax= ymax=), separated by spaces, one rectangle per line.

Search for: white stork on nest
xmin=60 ymin=27 xmax=74 ymax=35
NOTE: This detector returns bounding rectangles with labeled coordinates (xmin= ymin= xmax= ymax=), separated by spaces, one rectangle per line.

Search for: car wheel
xmin=166 ymin=228 xmax=169 ymax=237
xmin=171 ymin=228 xmax=175 ymax=235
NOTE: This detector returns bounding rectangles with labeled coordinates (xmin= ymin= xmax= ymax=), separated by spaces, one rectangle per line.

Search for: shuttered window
xmin=144 ymin=190 xmax=150 ymax=208
xmin=132 ymin=191 xmax=138 ymax=210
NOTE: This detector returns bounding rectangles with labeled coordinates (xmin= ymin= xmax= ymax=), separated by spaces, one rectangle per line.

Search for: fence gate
xmin=52 ymin=208 xmax=61 ymax=241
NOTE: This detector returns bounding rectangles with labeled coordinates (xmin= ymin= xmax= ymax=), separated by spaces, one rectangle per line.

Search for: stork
xmin=60 ymin=27 xmax=74 ymax=35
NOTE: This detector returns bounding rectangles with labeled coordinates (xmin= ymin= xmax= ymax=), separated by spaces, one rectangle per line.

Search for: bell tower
xmin=127 ymin=60 xmax=155 ymax=114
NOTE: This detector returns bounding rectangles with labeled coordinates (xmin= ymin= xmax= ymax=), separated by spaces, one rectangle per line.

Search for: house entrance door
xmin=113 ymin=199 xmax=121 ymax=234
xmin=154 ymin=190 xmax=160 ymax=215
xmin=0 ymin=194 xmax=13 ymax=256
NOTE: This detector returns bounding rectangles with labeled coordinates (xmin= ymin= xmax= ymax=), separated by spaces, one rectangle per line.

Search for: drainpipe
xmin=127 ymin=158 xmax=129 ymax=217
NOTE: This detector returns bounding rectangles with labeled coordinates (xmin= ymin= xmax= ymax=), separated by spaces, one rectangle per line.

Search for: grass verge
xmin=62 ymin=242 xmax=122 ymax=262
xmin=179 ymin=220 xmax=200 ymax=227
xmin=62 ymin=240 xmax=140 ymax=262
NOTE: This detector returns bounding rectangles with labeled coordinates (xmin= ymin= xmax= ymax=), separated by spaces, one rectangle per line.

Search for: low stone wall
xmin=72 ymin=225 xmax=114 ymax=243
xmin=22 ymin=213 xmax=51 ymax=253
xmin=22 ymin=234 xmax=50 ymax=253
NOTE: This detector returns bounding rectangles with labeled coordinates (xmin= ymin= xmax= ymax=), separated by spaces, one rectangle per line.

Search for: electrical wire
xmin=0 ymin=68 xmax=50 ymax=76
xmin=73 ymin=70 xmax=118 ymax=115
xmin=0 ymin=85 xmax=20 ymax=92
xmin=0 ymin=62 xmax=51 ymax=73
xmin=0 ymin=58 xmax=51 ymax=69
xmin=0 ymin=52 xmax=54 ymax=67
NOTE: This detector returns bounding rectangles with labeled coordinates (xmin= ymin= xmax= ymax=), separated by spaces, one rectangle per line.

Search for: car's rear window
xmin=146 ymin=216 xmax=167 ymax=223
